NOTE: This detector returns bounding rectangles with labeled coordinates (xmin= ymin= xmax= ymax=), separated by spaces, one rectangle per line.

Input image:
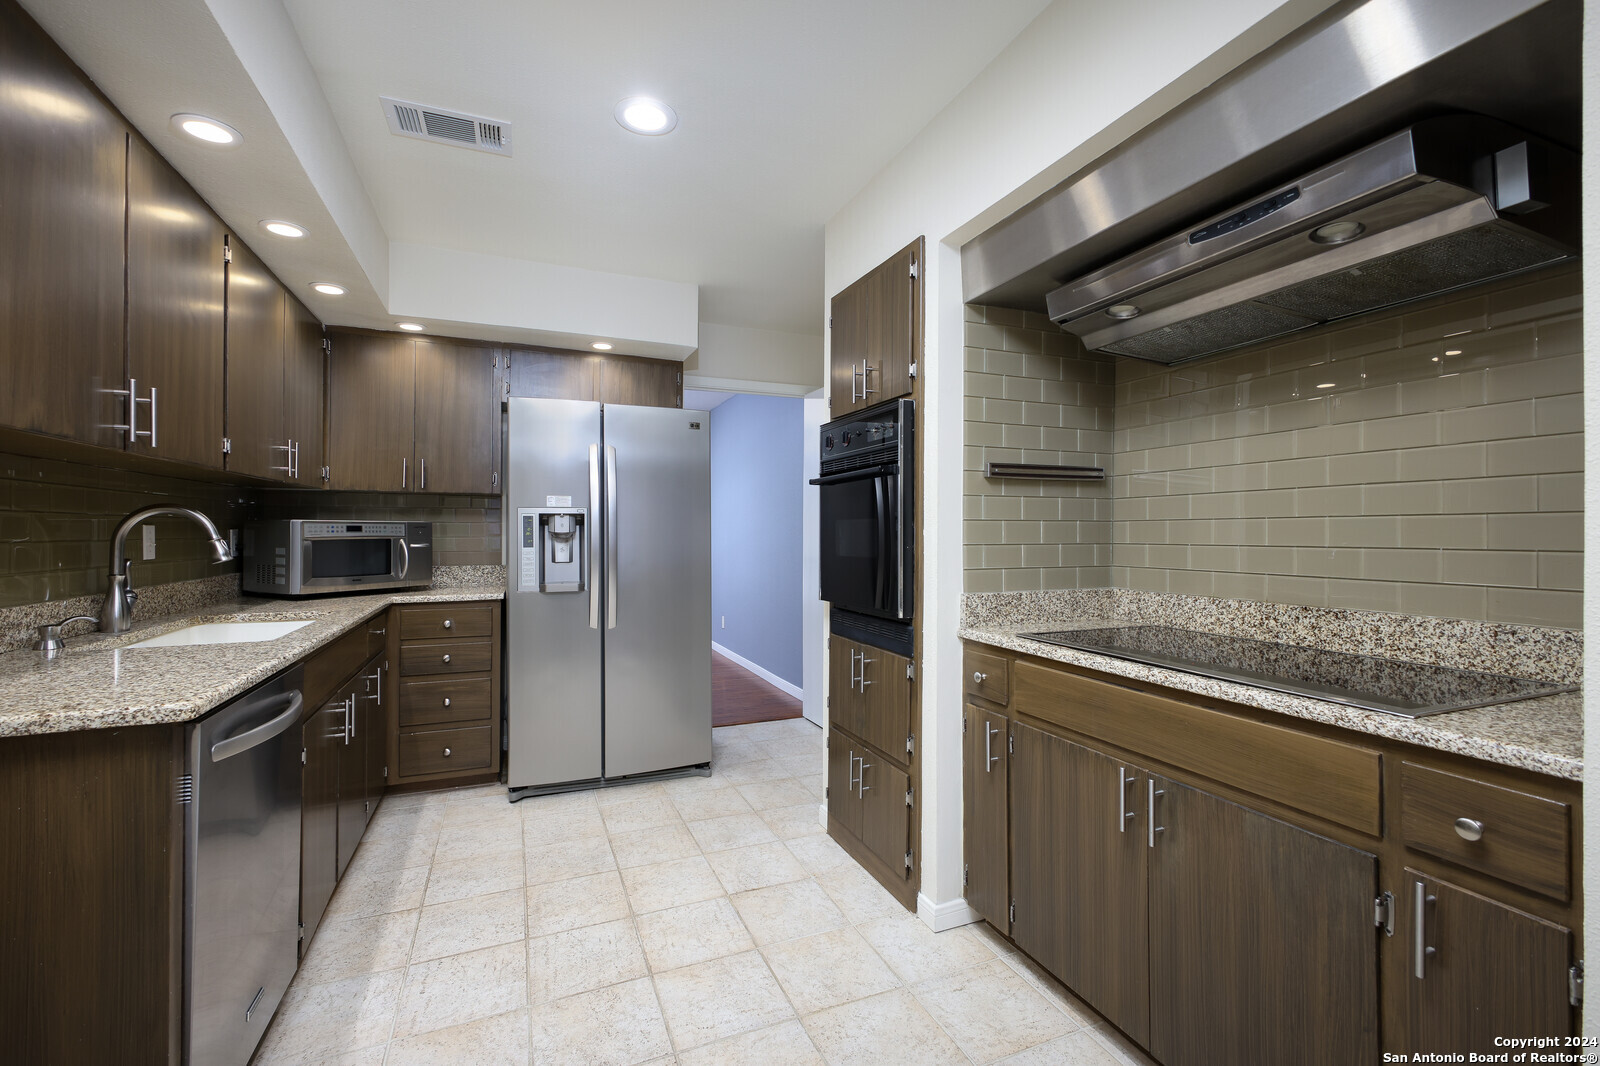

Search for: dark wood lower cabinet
xmin=1404 ymin=871 xmax=1572 ymax=1055
xmin=389 ymin=602 xmax=503 ymax=786
xmin=301 ymin=692 xmax=344 ymax=949
xmin=962 ymin=703 xmax=1008 ymax=931
xmin=1147 ymin=775 xmax=1378 ymax=1066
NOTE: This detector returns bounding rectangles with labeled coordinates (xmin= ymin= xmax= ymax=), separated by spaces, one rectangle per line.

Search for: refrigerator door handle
xmin=589 ymin=443 xmax=601 ymax=629
xmin=605 ymin=444 xmax=619 ymax=629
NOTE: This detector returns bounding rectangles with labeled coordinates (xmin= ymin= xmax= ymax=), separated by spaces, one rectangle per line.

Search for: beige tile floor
xmin=253 ymin=718 xmax=1155 ymax=1066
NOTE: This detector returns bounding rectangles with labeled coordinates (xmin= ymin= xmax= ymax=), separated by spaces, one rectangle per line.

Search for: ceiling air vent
xmin=381 ymin=96 xmax=511 ymax=156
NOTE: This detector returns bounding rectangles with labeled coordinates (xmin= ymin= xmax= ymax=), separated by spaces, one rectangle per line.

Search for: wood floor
xmin=711 ymin=651 xmax=803 ymax=727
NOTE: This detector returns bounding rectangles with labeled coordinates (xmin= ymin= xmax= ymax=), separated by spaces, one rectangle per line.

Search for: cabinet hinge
xmin=322 ymin=337 xmax=332 ymax=354
xmin=824 ymin=786 xmax=829 ymax=799
xmin=1008 ymin=733 xmax=1014 ymax=755
xmin=384 ymin=765 xmax=388 ymax=779
xmin=963 ymin=864 xmax=969 ymax=889
xmin=905 ymin=787 xmax=914 ymax=807
xmin=301 ymin=748 xmax=307 ymax=765
xmin=1374 ymin=892 xmax=1394 ymax=937
xmin=221 ymin=437 xmax=232 ymax=455
xmin=174 ymin=774 xmax=193 ymax=804
xmin=909 ymin=258 xmax=918 ymax=279
xmin=1009 ymin=900 xmax=1016 ymax=924
xmin=321 ymin=466 xmax=330 ymax=483
xmin=963 ymin=715 xmax=968 ymax=735
xmin=905 ymin=662 xmax=913 ymax=680
xmin=905 ymin=734 xmax=914 ymax=757
xmin=908 ymin=361 xmax=917 ymax=379
xmin=1571 ymin=962 xmax=1584 ymax=1006
xmin=298 ymin=923 xmax=304 ymax=943
xmin=222 ymin=237 xmax=232 ymax=264
xmin=903 ymin=850 xmax=913 ymax=871
xmin=364 ymin=800 xmax=370 ymax=813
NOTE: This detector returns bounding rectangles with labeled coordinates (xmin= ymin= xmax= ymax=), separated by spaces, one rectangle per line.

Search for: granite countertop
xmin=0 ymin=586 xmax=505 ymax=739
xmin=960 ymin=618 xmax=1582 ymax=781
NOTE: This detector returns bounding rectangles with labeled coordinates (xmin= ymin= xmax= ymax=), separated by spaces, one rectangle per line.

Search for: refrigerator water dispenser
xmin=518 ymin=508 xmax=587 ymax=593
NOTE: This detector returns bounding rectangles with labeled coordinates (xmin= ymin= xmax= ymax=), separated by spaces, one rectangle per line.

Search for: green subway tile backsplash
xmin=966 ymin=264 xmax=1584 ymax=627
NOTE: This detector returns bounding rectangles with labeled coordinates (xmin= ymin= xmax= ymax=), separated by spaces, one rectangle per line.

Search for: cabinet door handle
xmin=443 ymin=619 xmax=453 ymax=629
xmin=1147 ymin=778 xmax=1166 ymax=848
xmin=972 ymin=670 xmax=987 ymax=685
xmin=985 ymin=723 xmax=1000 ymax=772
xmin=402 ymin=456 xmax=408 ymax=489
xmin=147 ymin=386 xmax=158 ymax=449
xmin=858 ymin=760 xmax=871 ymax=796
xmin=441 ymin=654 xmax=451 ymax=664
xmin=861 ymin=360 xmax=876 ymax=399
xmin=443 ymin=697 xmax=451 ymax=707
xmin=1119 ymin=767 xmax=1137 ymax=833
xmin=420 ymin=457 xmax=427 ymax=490
xmin=848 ymin=649 xmax=859 ymax=691
xmin=858 ymin=656 xmax=874 ymax=687
xmin=1453 ymin=817 xmax=1485 ymax=842
xmin=442 ymin=747 xmax=452 ymax=758
xmin=846 ymin=750 xmax=858 ymax=792
xmin=1413 ymin=880 xmax=1437 ymax=979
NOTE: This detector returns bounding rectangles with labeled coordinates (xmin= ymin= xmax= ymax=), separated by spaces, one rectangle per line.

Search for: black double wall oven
xmin=813 ymin=398 xmax=913 ymax=653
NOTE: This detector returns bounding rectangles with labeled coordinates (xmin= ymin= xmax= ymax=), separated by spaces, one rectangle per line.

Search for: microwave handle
xmin=397 ymin=537 xmax=411 ymax=578
xmin=808 ymin=464 xmax=895 ymax=486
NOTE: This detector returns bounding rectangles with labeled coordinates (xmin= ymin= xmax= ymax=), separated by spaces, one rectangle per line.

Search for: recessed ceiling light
xmin=1316 ymin=382 xmax=1336 ymax=389
xmin=591 ymin=342 xmax=614 ymax=350
xmin=396 ymin=322 xmax=425 ymax=332
xmin=171 ymin=113 xmax=241 ymax=146
xmin=1444 ymin=349 xmax=1462 ymax=356
xmin=615 ymin=96 xmax=677 ymax=136
xmin=312 ymin=283 xmax=346 ymax=296
xmin=261 ymin=220 xmax=307 ymax=239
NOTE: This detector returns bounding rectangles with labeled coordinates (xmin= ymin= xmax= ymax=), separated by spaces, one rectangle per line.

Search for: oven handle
xmin=809 ymin=464 xmax=895 ymax=486
xmin=874 ymin=475 xmax=889 ymax=610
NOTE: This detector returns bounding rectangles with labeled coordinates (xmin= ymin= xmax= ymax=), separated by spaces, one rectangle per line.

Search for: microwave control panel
xmin=300 ymin=522 xmax=407 ymax=537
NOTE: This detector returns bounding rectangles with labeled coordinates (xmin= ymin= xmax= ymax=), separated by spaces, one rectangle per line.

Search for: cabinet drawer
xmin=964 ymin=647 xmax=1009 ymax=705
xmin=304 ymin=628 xmax=368 ymax=711
xmin=400 ymin=677 xmax=493 ymax=728
xmin=399 ymin=639 xmax=492 ymax=677
xmin=1400 ymin=762 xmax=1571 ymax=901
xmin=399 ymin=724 xmax=492 ymax=776
xmin=1013 ymin=661 xmax=1382 ymax=835
xmin=400 ymin=604 xmax=493 ymax=640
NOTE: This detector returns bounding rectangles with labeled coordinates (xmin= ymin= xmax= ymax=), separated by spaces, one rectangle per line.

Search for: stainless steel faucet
xmin=102 ymin=507 xmax=234 ymax=633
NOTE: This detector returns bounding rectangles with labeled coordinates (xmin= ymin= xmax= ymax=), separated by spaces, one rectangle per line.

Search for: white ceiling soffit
xmin=279 ymin=0 xmax=1056 ymax=336
xmin=682 ymin=389 xmax=735 ymax=410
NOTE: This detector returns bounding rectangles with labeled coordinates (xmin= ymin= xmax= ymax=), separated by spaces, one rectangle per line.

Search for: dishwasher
xmin=184 ymin=664 xmax=305 ymax=1066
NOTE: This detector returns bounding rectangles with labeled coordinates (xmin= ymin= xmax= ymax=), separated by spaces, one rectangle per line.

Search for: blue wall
xmin=709 ymin=394 xmax=804 ymax=687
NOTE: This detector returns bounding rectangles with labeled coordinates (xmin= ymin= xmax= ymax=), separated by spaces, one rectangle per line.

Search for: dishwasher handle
xmin=210 ymin=691 xmax=304 ymax=762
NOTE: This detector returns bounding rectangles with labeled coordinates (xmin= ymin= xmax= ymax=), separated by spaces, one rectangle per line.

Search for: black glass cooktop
xmin=1020 ymin=625 xmax=1575 ymax=718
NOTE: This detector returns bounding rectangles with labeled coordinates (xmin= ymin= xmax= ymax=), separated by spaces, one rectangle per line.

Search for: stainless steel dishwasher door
xmin=185 ymin=665 xmax=306 ymax=1066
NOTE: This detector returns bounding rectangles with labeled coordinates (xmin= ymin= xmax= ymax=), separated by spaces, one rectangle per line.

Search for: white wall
xmin=690 ymin=323 xmax=823 ymax=395
xmin=802 ymin=392 xmax=829 ymax=728
xmin=818 ymin=0 xmax=1343 ymax=929
xmin=1582 ymin=0 xmax=1597 ymax=1042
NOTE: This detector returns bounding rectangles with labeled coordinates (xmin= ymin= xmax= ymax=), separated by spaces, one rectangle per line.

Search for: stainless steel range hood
xmin=1047 ymin=117 xmax=1578 ymax=364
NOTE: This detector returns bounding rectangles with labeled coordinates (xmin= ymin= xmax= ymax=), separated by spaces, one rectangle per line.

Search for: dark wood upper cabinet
xmin=1147 ymin=774 xmax=1378 ymax=1066
xmin=326 ymin=331 xmax=416 ymax=492
xmin=224 ymin=238 xmax=289 ymax=481
xmin=283 ymin=294 xmax=326 ymax=485
xmin=1404 ymin=871 xmax=1572 ymax=1055
xmin=508 ymin=348 xmax=597 ymax=400
xmin=414 ymin=337 xmax=500 ymax=493
xmin=829 ymin=236 xmax=921 ymax=417
xmin=962 ymin=704 xmax=1009 ymax=932
xmin=127 ymin=138 xmax=227 ymax=468
xmin=598 ymin=354 xmax=680 ymax=408
xmin=0 ymin=3 xmax=127 ymax=448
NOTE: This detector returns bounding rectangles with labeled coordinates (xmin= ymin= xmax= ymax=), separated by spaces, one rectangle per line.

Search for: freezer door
xmin=506 ymin=397 xmax=604 ymax=788
xmin=602 ymin=404 xmax=712 ymax=777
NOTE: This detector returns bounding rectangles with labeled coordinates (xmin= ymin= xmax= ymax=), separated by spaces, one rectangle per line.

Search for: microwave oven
xmin=241 ymin=520 xmax=433 ymax=596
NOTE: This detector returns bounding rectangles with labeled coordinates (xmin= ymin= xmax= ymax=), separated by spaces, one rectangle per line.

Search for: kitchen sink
xmin=126 ymin=620 xmax=315 ymax=648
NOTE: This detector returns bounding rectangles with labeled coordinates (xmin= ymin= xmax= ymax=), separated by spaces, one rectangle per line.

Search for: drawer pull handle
xmin=973 ymin=671 xmax=987 ymax=684
xmin=442 ymin=654 xmax=451 ymax=664
xmin=1453 ymin=817 xmax=1485 ymax=842
xmin=443 ymin=619 xmax=453 ymax=629
xmin=442 ymin=747 xmax=452 ymax=757
xmin=443 ymin=697 xmax=452 ymax=707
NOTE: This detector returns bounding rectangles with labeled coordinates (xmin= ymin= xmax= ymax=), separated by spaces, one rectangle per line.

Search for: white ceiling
xmin=279 ymin=0 xmax=1052 ymax=336
xmin=21 ymin=0 xmax=1052 ymax=375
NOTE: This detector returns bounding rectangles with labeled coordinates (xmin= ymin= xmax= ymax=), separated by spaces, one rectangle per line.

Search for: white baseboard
xmin=918 ymin=894 xmax=982 ymax=932
xmin=712 ymin=641 xmax=803 ymax=699
xmin=818 ymin=802 xmax=827 ymax=830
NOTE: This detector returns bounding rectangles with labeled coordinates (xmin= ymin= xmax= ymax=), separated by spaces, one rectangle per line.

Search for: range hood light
xmin=1310 ymin=220 xmax=1366 ymax=244
xmin=1106 ymin=304 xmax=1142 ymax=320
xmin=1444 ymin=348 xmax=1462 ymax=356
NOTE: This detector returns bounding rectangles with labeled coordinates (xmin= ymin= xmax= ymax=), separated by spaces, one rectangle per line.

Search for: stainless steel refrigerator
xmin=506 ymin=397 xmax=712 ymax=792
